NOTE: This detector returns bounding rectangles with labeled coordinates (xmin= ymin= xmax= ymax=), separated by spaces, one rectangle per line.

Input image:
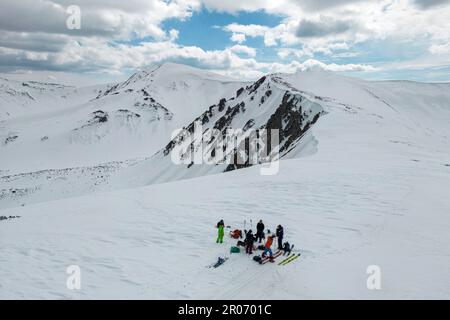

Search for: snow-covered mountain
xmin=115 ymin=74 xmax=325 ymax=186
xmin=0 ymin=63 xmax=246 ymax=173
xmin=1 ymin=66 xmax=450 ymax=209
xmin=0 ymin=77 xmax=105 ymax=122
xmin=1 ymin=64 xmax=450 ymax=299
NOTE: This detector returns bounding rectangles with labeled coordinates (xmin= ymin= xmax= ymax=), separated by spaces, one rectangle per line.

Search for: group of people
xmin=216 ymin=219 xmax=286 ymax=262
xmin=245 ymin=220 xmax=284 ymax=260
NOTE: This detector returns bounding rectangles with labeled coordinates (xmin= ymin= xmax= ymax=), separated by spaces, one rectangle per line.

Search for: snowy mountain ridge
xmin=0 ymin=69 xmax=327 ymax=207
xmin=0 ymin=63 xmax=246 ymax=173
xmin=115 ymin=73 xmax=326 ymax=187
xmin=1 ymin=64 xmax=450 ymax=209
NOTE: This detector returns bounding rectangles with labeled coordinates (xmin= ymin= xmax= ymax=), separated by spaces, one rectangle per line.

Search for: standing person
xmin=216 ymin=220 xmax=225 ymax=243
xmin=263 ymin=234 xmax=275 ymax=261
xmin=256 ymin=220 xmax=265 ymax=243
xmin=244 ymin=230 xmax=256 ymax=254
xmin=276 ymin=225 xmax=284 ymax=250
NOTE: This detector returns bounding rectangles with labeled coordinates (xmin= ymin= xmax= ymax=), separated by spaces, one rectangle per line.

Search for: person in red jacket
xmin=262 ymin=234 xmax=275 ymax=260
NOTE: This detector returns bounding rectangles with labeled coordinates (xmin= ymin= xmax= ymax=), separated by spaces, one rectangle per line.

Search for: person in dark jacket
xmin=217 ymin=220 xmax=224 ymax=228
xmin=244 ymin=230 xmax=256 ymax=254
xmin=256 ymin=220 xmax=265 ymax=243
xmin=282 ymin=242 xmax=292 ymax=255
xmin=276 ymin=225 xmax=284 ymax=250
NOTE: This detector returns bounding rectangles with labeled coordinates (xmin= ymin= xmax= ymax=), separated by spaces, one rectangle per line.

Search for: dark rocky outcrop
xmin=0 ymin=215 xmax=20 ymax=222
xmin=116 ymin=109 xmax=141 ymax=119
xmin=225 ymin=92 xmax=323 ymax=172
xmin=213 ymin=102 xmax=245 ymax=131
xmin=218 ymin=98 xmax=227 ymax=112
xmin=247 ymin=76 xmax=266 ymax=94
xmin=160 ymin=75 xmax=324 ymax=176
xmin=265 ymin=92 xmax=321 ymax=153
xmin=4 ymin=134 xmax=18 ymax=145
xmin=73 ymin=110 xmax=108 ymax=131
xmin=92 ymin=110 xmax=108 ymax=123
xmin=243 ymin=119 xmax=255 ymax=131
xmin=134 ymin=99 xmax=173 ymax=120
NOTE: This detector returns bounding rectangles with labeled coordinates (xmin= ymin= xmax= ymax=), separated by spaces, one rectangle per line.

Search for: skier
xmin=244 ymin=230 xmax=256 ymax=254
xmin=262 ymin=234 xmax=275 ymax=261
xmin=256 ymin=220 xmax=265 ymax=243
xmin=216 ymin=220 xmax=225 ymax=243
xmin=276 ymin=225 xmax=284 ymax=250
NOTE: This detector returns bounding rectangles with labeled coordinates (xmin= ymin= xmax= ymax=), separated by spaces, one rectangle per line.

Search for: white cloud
xmin=429 ymin=43 xmax=450 ymax=55
xmin=216 ymin=0 xmax=450 ymax=79
xmin=169 ymin=29 xmax=180 ymax=41
xmin=278 ymin=43 xmax=350 ymax=59
xmin=412 ymin=0 xmax=450 ymax=9
xmin=223 ymin=23 xmax=269 ymax=37
xmin=24 ymin=51 xmax=49 ymax=61
xmin=0 ymin=34 xmax=376 ymax=80
xmin=196 ymin=0 xmax=366 ymax=16
xmin=199 ymin=0 xmax=302 ymax=15
xmin=296 ymin=17 xmax=354 ymax=38
xmin=229 ymin=44 xmax=257 ymax=57
xmin=0 ymin=0 xmax=197 ymax=40
xmin=1 ymin=0 xmax=449 ymax=81
xmin=230 ymin=33 xmax=246 ymax=43
xmin=296 ymin=58 xmax=376 ymax=72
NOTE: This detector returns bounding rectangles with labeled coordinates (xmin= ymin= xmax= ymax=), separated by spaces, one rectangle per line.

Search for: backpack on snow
xmin=236 ymin=240 xmax=245 ymax=247
xmin=230 ymin=229 xmax=242 ymax=239
xmin=253 ymin=255 xmax=262 ymax=263
xmin=230 ymin=246 xmax=240 ymax=254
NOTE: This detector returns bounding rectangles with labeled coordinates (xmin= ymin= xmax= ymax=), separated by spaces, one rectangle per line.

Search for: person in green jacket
xmin=216 ymin=219 xmax=225 ymax=243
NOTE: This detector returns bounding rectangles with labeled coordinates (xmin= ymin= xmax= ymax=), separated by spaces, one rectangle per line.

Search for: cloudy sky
xmin=1 ymin=0 xmax=450 ymax=84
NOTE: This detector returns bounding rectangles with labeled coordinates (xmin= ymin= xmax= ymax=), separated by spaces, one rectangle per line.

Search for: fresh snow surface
xmin=0 ymin=64 xmax=449 ymax=299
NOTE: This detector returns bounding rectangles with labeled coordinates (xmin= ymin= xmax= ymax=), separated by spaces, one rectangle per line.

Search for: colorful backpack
xmin=230 ymin=229 xmax=242 ymax=239
xmin=230 ymin=246 xmax=240 ymax=253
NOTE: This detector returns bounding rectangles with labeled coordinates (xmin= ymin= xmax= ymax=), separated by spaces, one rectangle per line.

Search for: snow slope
xmin=2 ymin=69 xmax=449 ymax=210
xmin=0 ymin=67 xmax=449 ymax=299
xmin=0 ymin=72 xmax=325 ymax=209
xmin=114 ymin=74 xmax=325 ymax=187
xmin=0 ymin=115 xmax=449 ymax=299
xmin=0 ymin=77 xmax=91 ymax=120
xmin=0 ymin=63 xmax=246 ymax=173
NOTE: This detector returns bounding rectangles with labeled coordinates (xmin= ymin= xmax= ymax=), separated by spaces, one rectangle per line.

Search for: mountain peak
xmin=139 ymin=62 xmax=237 ymax=82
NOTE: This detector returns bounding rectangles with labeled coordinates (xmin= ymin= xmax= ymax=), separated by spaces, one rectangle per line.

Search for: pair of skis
xmin=207 ymin=257 xmax=229 ymax=268
xmin=278 ymin=253 xmax=301 ymax=266
xmin=259 ymin=250 xmax=283 ymax=264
